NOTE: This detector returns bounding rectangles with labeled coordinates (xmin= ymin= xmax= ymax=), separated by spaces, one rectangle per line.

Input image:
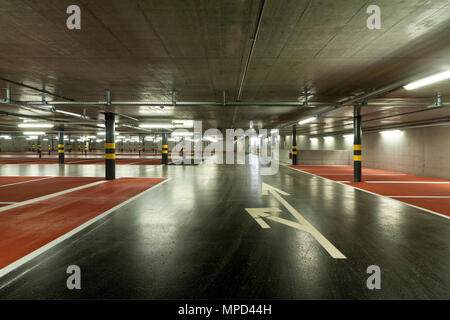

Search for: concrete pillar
xmin=353 ymin=106 xmax=362 ymax=182
xmin=292 ymin=127 xmax=297 ymax=165
xmin=37 ymin=137 xmax=42 ymax=158
xmin=105 ymin=113 xmax=116 ymax=180
xmin=58 ymin=130 xmax=65 ymax=164
xmin=162 ymin=131 xmax=168 ymax=165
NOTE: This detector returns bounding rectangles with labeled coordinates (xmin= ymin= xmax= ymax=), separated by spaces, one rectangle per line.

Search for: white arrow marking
xmin=247 ymin=183 xmax=346 ymax=259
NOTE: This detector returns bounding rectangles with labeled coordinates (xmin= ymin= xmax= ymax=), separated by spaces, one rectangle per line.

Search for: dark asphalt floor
xmin=0 ymin=156 xmax=449 ymax=299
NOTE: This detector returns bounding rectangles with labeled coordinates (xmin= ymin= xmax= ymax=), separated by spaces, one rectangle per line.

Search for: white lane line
xmin=0 ymin=177 xmax=55 ymax=188
xmin=0 ymin=178 xmax=170 ymax=280
xmin=283 ymin=164 xmax=450 ymax=220
xmin=66 ymin=159 xmax=97 ymax=164
xmin=365 ymin=181 xmax=450 ymax=184
xmin=389 ymin=196 xmax=450 ymax=198
xmin=0 ymin=180 xmax=106 ymax=213
xmin=318 ymin=174 xmax=408 ymax=176
xmin=126 ymin=160 xmax=150 ymax=165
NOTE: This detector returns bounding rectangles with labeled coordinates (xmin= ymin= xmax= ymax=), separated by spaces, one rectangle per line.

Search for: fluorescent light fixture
xmin=271 ymin=129 xmax=279 ymax=134
xmin=172 ymin=120 xmax=194 ymax=128
xmin=380 ymin=130 xmax=403 ymax=137
xmin=324 ymin=136 xmax=334 ymax=141
xmin=139 ymin=123 xmax=173 ymax=129
xmin=97 ymin=124 xmax=105 ymax=128
xmin=26 ymin=136 xmax=38 ymax=140
xmin=298 ymin=117 xmax=316 ymax=125
xmin=0 ymin=135 xmax=12 ymax=139
xmin=404 ymin=70 xmax=450 ymax=90
xmin=18 ymin=123 xmax=54 ymax=128
xmin=96 ymin=139 xmax=103 ymax=143
xmin=343 ymin=134 xmax=353 ymax=139
xmin=96 ymin=132 xmax=119 ymax=136
xmin=23 ymin=131 xmax=46 ymax=135
xmin=86 ymin=136 xmax=96 ymax=139
xmin=172 ymin=132 xmax=194 ymax=137
xmin=43 ymin=138 xmax=49 ymax=141
xmin=203 ymin=136 xmax=218 ymax=143
xmin=56 ymin=110 xmax=83 ymax=118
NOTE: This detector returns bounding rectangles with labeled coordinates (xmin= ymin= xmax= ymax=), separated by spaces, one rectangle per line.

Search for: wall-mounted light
xmin=380 ymin=130 xmax=403 ymax=137
xmin=23 ymin=131 xmax=46 ymax=135
xmin=403 ymin=70 xmax=450 ymax=90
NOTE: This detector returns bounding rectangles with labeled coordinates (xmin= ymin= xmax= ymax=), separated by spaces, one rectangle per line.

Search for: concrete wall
xmin=280 ymin=123 xmax=450 ymax=179
xmin=363 ymin=124 xmax=450 ymax=179
xmin=279 ymin=134 xmax=352 ymax=165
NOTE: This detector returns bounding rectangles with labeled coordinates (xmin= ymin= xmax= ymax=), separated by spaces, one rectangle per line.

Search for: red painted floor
xmin=0 ymin=176 xmax=166 ymax=270
xmin=289 ymin=165 xmax=450 ymax=218
xmin=0 ymin=176 xmax=103 ymax=203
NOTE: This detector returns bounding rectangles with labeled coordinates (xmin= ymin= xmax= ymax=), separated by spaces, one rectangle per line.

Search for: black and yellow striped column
xmin=162 ymin=132 xmax=169 ymax=165
xmin=37 ymin=137 xmax=42 ymax=159
xmin=105 ymin=112 xmax=116 ymax=180
xmin=353 ymin=106 xmax=362 ymax=182
xmin=58 ymin=130 xmax=65 ymax=164
xmin=292 ymin=126 xmax=297 ymax=165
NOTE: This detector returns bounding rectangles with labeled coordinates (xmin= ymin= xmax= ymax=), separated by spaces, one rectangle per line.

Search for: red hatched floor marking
xmin=289 ymin=165 xmax=450 ymax=218
xmin=0 ymin=177 xmax=167 ymax=273
xmin=0 ymin=176 xmax=103 ymax=203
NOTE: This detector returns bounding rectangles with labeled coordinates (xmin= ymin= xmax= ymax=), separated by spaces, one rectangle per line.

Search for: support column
xmin=353 ymin=105 xmax=362 ymax=182
xmin=58 ymin=130 xmax=65 ymax=164
xmin=292 ymin=126 xmax=297 ymax=165
xmin=162 ymin=131 xmax=168 ymax=165
xmin=37 ymin=137 xmax=42 ymax=158
xmin=105 ymin=113 xmax=116 ymax=180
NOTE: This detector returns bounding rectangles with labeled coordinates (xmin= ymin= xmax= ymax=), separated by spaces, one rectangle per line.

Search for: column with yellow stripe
xmin=353 ymin=106 xmax=362 ymax=182
xmin=292 ymin=126 xmax=297 ymax=165
xmin=162 ymin=131 xmax=169 ymax=165
xmin=37 ymin=137 xmax=42 ymax=159
xmin=58 ymin=129 xmax=65 ymax=164
xmin=105 ymin=113 xmax=116 ymax=180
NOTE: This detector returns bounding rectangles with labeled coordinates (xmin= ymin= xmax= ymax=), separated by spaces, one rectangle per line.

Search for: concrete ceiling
xmin=0 ymin=0 xmax=449 ymax=137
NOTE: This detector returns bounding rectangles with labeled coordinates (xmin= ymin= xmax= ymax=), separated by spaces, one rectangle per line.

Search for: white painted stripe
xmin=365 ymin=181 xmax=450 ymax=184
xmin=319 ymin=174 xmax=408 ymax=176
xmin=389 ymin=196 xmax=450 ymax=198
xmin=66 ymin=159 xmax=97 ymax=164
xmin=126 ymin=160 xmax=149 ymax=165
xmin=283 ymin=164 xmax=450 ymax=220
xmin=0 ymin=177 xmax=54 ymax=188
xmin=0 ymin=178 xmax=169 ymax=279
xmin=0 ymin=180 xmax=106 ymax=213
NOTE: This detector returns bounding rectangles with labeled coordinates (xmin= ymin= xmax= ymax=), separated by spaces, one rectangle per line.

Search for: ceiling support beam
xmin=236 ymin=0 xmax=266 ymax=101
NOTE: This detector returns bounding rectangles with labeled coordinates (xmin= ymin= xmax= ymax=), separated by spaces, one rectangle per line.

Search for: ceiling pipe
xmin=0 ymin=100 xmax=338 ymax=107
xmin=236 ymin=0 xmax=266 ymax=101
xmin=0 ymin=77 xmax=75 ymax=101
